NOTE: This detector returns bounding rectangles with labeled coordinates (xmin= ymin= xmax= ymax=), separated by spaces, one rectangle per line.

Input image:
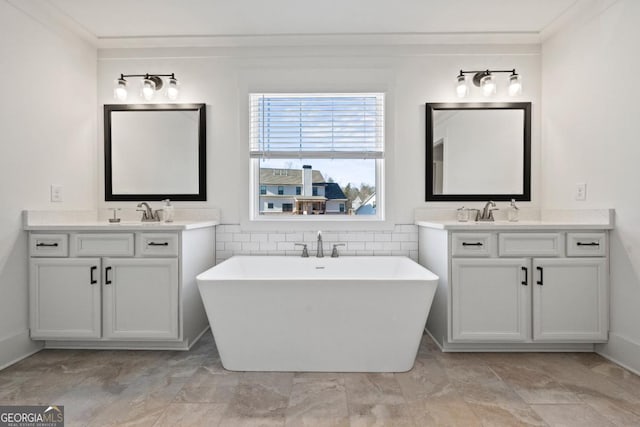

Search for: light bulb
xmin=166 ymin=77 xmax=179 ymax=101
xmin=456 ymin=74 xmax=469 ymax=98
xmin=508 ymin=73 xmax=522 ymax=96
xmin=141 ymin=78 xmax=156 ymax=101
xmin=480 ymin=73 xmax=496 ymax=96
xmin=113 ymin=78 xmax=127 ymax=101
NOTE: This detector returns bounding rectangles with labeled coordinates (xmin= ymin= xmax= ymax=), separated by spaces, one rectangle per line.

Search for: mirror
xmin=425 ymin=102 xmax=531 ymax=202
xmin=104 ymin=104 xmax=206 ymax=201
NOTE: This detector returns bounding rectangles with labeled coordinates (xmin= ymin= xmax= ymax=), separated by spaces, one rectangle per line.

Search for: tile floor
xmin=1 ymin=332 xmax=639 ymax=426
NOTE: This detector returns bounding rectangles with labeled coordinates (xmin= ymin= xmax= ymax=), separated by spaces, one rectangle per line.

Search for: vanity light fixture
xmin=112 ymin=73 xmax=180 ymax=101
xmin=455 ymin=69 xmax=522 ymax=98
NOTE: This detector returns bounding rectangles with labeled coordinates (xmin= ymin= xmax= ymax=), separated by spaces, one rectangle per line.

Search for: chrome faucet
xmin=294 ymin=243 xmax=309 ymax=257
xmin=316 ymin=231 xmax=324 ymax=258
xmin=477 ymin=201 xmax=498 ymax=222
xmin=331 ymin=243 xmax=346 ymax=258
xmin=136 ymin=202 xmax=161 ymax=222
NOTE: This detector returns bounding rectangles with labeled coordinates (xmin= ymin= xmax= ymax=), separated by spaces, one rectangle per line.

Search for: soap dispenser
xmin=508 ymin=199 xmax=519 ymax=222
xmin=163 ymin=199 xmax=174 ymax=223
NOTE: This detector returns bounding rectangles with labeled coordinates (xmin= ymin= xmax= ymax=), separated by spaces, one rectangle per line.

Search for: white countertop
xmin=414 ymin=208 xmax=614 ymax=231
xmin=23 ymin=209 xmax=220 ymax=231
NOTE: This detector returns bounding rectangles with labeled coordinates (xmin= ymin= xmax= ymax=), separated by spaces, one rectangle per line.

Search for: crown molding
xmin=93 ymin=32 xmax=543 ymax=49
xmin=8 ymin=0 xmax=617 ymax=50
xmin=6 ymin=0 xmax=98 ymax=47
xmin=540 ymin=0 xmax=620 ymax=42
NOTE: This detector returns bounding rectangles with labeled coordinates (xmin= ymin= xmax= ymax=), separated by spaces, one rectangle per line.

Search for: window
xmin=260 ymin=185 xmax=266 ymax=195
xmin=267 ymin=202 xmax=274 ymax=209
xmin=250 ymin=93 xmax=385 ymax=219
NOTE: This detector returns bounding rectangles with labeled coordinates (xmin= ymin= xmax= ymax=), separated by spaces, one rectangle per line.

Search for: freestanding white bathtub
xmin=196 ymin=256 xmax=438 ymax=372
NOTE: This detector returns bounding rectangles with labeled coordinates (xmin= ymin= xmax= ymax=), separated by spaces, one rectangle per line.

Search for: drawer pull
xmin=462 ymin=242 xmax=483 ymax=247
xmin=521 ymin=266 xmax=528 ymax=286
xmin=36 ymin=242 xmax=59 ymax=247
xmin=90 ymin=266 xmax=97 ymax=285
xmin=577 ymin=242 xmax=600 ymax=247
xmin=536 ymin=266 xmax=544 ymax=286
xmin=148 ymin=242 xmax=169 ymax=246
xmin=105 ymin=266 xmax=112 ymax=285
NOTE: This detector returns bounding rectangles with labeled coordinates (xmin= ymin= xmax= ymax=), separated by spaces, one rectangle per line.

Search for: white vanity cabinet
xmin=419 ymin=222 xmax=611 ymax=352
xmin=532 ymin=257 xmax=608 ymax=341
xmin=27 ymin=224 xmax=216 ymax=350
xmin=451 ymin=258 xmax=530 ymax=342
xmin=30 ymin=257 xmax=102 ymax=339
xmin=102 ymin=257 xmax=179 ymax=340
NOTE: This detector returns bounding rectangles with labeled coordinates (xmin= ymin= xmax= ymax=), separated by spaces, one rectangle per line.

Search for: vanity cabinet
xmin=532 ymin=258 xmax=608 ymax=341
xmin=419 ymin=225 xmax=610 ymax=351
xmin=27 ymin=225 xmax=215 ymax=350
xmin=30 ymin=258 xmax=101 ymax=339
xmin=451 ymin=258 xmax=529 ymax=342
xmin=102 ymin=258 xmax=179 ymax=340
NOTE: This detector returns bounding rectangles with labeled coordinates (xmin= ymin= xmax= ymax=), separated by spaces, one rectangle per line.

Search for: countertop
xmin=414 ymin=208 xmax=614 ymax=231
xmin=23 ymin=209 xmax=220 ymax=231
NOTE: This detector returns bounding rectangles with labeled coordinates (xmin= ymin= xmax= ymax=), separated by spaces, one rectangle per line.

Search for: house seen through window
xmin=250 ymin=93 xmax=384 ymax=218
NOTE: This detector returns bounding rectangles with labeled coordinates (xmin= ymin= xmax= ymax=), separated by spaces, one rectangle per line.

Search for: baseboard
xmin=596 ymin=332 xmax=640 ymax=376
xmin=0 ymin=330 xmax=43 ymax=371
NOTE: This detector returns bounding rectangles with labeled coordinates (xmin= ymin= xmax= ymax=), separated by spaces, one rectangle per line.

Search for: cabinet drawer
xmin=29 ymin=234 xmax=68 ymax=257
xmin=567 ymin=233 xmax=606 ymax=257
xmin=137 ymin=233 xmax=178 ymax=257
xmin=72 ymin=233 xmax=134 ymax=257
xmin=452 ymin=233 xmax=493 ymax=257
xmin=499 ymin=233 xmax=562 ymax=257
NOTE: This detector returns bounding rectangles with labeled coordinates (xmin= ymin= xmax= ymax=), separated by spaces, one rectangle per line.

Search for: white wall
xmin=97 ymin=45 xmax=541 ymax=227
xmin=0 ymin=2 xmax=97 ymax=368
xmin=541 ymin=0 xmax=640 ymax=372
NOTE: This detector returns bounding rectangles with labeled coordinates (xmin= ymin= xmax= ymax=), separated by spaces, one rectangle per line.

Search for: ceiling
xmin=12 ymin=0 xmax=595 ymax=47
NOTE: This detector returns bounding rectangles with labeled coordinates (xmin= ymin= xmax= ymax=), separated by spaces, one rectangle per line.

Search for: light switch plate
xmin=50 ymin=185 xmax=63 ymax=202
xmin=575 ymin=183 xmax=586 ymax=201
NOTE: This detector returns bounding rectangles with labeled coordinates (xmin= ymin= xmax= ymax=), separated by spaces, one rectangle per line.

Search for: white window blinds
xmin=250 ymin=93 xmax=385 ymax=159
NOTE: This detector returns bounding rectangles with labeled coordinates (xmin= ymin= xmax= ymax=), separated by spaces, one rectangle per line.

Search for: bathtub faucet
xmin=316 ymin=231 xmax=324 ymax=258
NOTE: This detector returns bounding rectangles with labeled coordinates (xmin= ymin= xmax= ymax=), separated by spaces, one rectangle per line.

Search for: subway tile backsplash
xmin=215 ymin=225 xmax=418 ymax=263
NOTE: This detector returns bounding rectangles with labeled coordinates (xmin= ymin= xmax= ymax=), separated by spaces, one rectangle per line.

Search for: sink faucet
xmin=331 ymin=243 xmax=346 ymax=258
xmin=477 ymin=201 xmax=498 ymax=222
xmin=136 ymin=202 xmax=161 ymax=222
xmin=316 ymin=231 xmax=324 ymax=258
xmin=294 ymin=243 xmax=309 ymax=257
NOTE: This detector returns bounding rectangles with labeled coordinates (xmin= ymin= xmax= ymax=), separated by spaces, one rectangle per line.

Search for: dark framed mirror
xmin=425 ymin=102 xmax=531 ymax=202
xmin=104 ymin=103 xmax=207 ymax=201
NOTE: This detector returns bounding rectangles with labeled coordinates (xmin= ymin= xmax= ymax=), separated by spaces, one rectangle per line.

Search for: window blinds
xmin=250 ymin=93 xmax=385 ymax=159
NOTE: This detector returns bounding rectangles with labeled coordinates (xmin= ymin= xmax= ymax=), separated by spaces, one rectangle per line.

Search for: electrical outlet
xmin=575 ymin=183 xmax=586 ymax=201
xmin=50 ymin=185 xmax=63 ymax=202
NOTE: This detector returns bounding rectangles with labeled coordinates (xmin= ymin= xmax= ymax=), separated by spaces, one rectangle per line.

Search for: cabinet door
xmin=533 ymin=258 xmax=608 ymax=341
xmin=451 ymin=258 xmax=530 ymax=342
xmin=30 ymin=258 xmax=101 ymax=339
xmin=103 ymin=258 xmax=179 ymax=340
